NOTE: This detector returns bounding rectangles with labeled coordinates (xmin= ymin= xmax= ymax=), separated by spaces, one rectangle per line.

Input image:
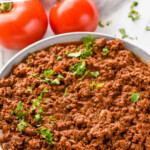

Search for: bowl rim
xmin=0 ymin=32 xmax=150 ymax=79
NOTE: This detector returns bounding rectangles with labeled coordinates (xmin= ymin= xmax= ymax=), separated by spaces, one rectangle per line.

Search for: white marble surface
xmin=0 ymin=0 xmax=150 ymax=70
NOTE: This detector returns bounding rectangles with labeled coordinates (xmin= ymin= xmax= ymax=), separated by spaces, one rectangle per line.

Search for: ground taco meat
xmin=0 ymin=36 xmax=150 ymax=150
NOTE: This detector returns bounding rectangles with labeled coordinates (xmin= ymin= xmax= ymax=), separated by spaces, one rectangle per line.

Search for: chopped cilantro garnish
xmin=131 ymin=92 xmax=140 ymax=102
xmin=27 ymin=87 xmax=33 ymax=92
xmin=15 ymin=101 xmax=23 ymax=112
xmin=64 ymin=87 xmax=68 ymax=97
xmin=31 ymin=100 xmax=41 ymax=111
xmin=37 ymin=127 xmax=54 ymax=146
xmin=43 ymin=69 xmax=54 ymax=77
xmin=90 ymin=71 xmax=99 ymax=78
xmin=51 ymin=79 xmax=60 ymax=85
xmin=70 ymin=61 xmax=86 ymax=76
xmin=37 ymin=108 xmax=44 ymax=113
xmin=106 ymin=20 xmax=112 ymax=26
xmin=49 ymin=116 xmax=55 ymax=125
xmin=102 ymin=48 xmax=110 ymax=55
xmin=145 ymin=26 xmax=150 ymax=31
xmin=26 ymin=59 xmax=30 ymax=65
xmin=56 ymin=56 xmax=62 ymax=61
xmin=34 ymin=113 xmax=43 ymax=122
xmin=17 ymin=119 xmax=28 ymax=132
xmin=36 ymin=124 xmax=42 ymax=127
xmin=38 ymin=93 xmax=43 ymax=100
xmin=16 ymin=112 xmax=26 ymax=119
xmin=98 ymin=20 xmax=104 ymax=28
xmin=67 ymin=51 xmax=82 ymax=58
xmin=80 ymin=70 xmax=89 ymax=80
xmin=57 ymin=74 xmax=64 ymax=79
xmin=42 ymin=87 xmax=48 ymax=93
xmin=119 ymin=28 xmax=134 ymax=40
xmin=10 ymin=110 xmax=14 ymax=115
xmin=83 ymin=35 xmax=94 ymax=48
xmin=128 ymin=1 xmax=140 ymax=21
xmin=31 ymin=74 xmax=41 ymax=80
xmin=91 ymin=81 xmax=105 ymax=91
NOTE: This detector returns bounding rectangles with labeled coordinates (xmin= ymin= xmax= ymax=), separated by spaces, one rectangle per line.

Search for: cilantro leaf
xmin=64 ymin=87 xmax=68 ymax=97
xmin=16 ymin=112 xmax=26 ymax=119
xmin=37 ymin=128 xmax=54 ymax=146
xmin=90 ymin=71 xmax=100 ymax=78
xmin=131 ymin=92 xmax=140 ymax=102
xmin=38 ymin=93 xmax=43 ymax=100
xmin=83 ymin=35 xmax=94 ymax=49
xmin=67 ymin=51 xmax=82 ymax=58
xmin=27 ymin=87 xmax=33 ymax=92
xmin=26 ymin=59 xmax=30 ymax=65
xmin=106 ymin=20 xmax=112 ymax=26
xmin=31 ymin=100 xmax=41 ymax=111
xmin=51 ymin=79 xmax=60 ymax=85
xmin=128 ymin=1 xmax=140 ymax=21
xmin=56 ymin=56 xmax=62 ymax=61
xmin=43 ymin=69 xmax=54 ymax=77
xmin=119 ymin=28 xmax=134 ymax=40
xmin=145 ymin=26 xmax=150 ymax=31
xmin=49 ymin=116 xmax=54 ymax=120
xmin=70 ymin=61 xmax=86 ymax=76
xmin=34 ymin=113 xmax=43 ymax=122
xmin=91 ymin=81 xmax=105 ymax=91
xmin=102 ymin=48 xmax=110 ymax=55
xmin=42 ymin=87 xmax=48 ymax=93
xmin=57 ymin=74 xmax=64 ymax=79
xmin=37 ymin=108 xmax=44 ymax=113
xmin=98 ymin=20 xmax=104 ymax=28
xmin=17 ymin=119 xmax=28 ymax=132
xmin=15 ymin=101 xmax=23 ymax=112
xmin=80 ymin=70 xmax=89 ymax=80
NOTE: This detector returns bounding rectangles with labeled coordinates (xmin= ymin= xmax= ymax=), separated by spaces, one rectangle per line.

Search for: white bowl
xmin=0 ymin=32 xmax=150 ymax=79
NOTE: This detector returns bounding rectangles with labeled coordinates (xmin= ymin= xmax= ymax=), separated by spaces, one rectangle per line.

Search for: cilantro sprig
xmin=90 ymin=71 xmax=99 ymax=78
xmin=17 ymin=119 xmax=28 ymax=132
xmin=128 ymin=1 xmax=140 ymax=21
xmin=102 ymin=48 xmax=110 ymax=55
xmin=64 ymin=87 xmax=68 ymax=97
xmin=91 ymin=81 xmax=105 ymax=91
xmin=36 ymin=127 xmax=54 ymax=146
xmin=119 ymin=28 xmax=134 ymax=40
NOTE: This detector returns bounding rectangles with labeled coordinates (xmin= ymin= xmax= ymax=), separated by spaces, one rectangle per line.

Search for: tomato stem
xmin=0 ymin=2 xmax=12 ymax=13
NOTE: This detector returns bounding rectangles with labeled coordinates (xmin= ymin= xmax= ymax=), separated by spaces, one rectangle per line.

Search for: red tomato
xmin=0 ymin=0 xmax=48 ymax=50
xmin=49 ymin=0 xmax=99 ymax=34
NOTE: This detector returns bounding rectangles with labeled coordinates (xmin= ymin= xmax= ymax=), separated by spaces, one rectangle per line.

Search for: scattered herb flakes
xmin=67 ymin=51 xmax=82 ymax=58
xmin=49 ymin=116 xmax=54 ymax=120
xmin=102 ymin=48 xmax=110 ymax=55
xmin=64 ymin=87 xmax=68 ymax=97
xmin=70 ymin=61 xmax=86 ymax=76
xmin=145 ymin=26 xmax=150 ymax=31
xmin=80 ymin=70 xmax=89 ymax=80
xmin=27 ymin=87 xmax=33 ymax=92
xmin=42 ymin=87 xmax=48 ymax=93
xmin=98 ymin=20 xmax=104 ymax=28
xmin=26 ymin=59 xmax=30 ymax=65
xmin=15 ymin=101 xmax=23 ymax=112
xmin=16 ymin=112 xmax=26 ymax=119
xmin=37 ymin=127 xmax=54 ymax=146
xmin=90 ymin=71 xmax=100 ymax=78
xmin=91 ymin=81 xmax=105 ymax=91
xmin=17 ymin=119 xmax=28 ymax=132
xmin=34 ymin=113 xmax=43 ymax=122
xmin=51 ymin=79 xmax=60 ymax=85
xmin=38 ymin=93 xmax=43 ymax=100
xmin=50 ymin=121 xmax=55 ymax=126
xmin=31 ymin=100 xmax=41 ymax=111
xmin=49 ymin=116 xmax=55 ymax=125
xmin=128 ymin=1 xmax=140 ymax=21
xmin=57 ymin=74 xmax=64 ymax=79
xmin=83 ymin=35 xmax=94 ymax=49
xmin=131 ymin=92 xmax=140 ymax=102
xmin=36 ymin=124 xmax=42 ymax=127
xmin=37 ymin=108 xmax=44 ymax=113
xmin=43 ymin=69 xmax=54 ymax=77
xmin=119 ymin=28 xmax=134 ymax=40
xmin=56 ymin=56 xmax=62 ymax=61
xmin=106 ymin=20 xmax=112 ymax=26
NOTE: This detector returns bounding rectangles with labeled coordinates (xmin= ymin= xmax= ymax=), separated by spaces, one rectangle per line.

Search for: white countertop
xmin=0 ymin=0 xmax=150 ymax=70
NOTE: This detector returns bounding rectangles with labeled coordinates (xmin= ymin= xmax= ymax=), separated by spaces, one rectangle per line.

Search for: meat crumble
xmin=0 ymin=36 xmax=150 ymax=150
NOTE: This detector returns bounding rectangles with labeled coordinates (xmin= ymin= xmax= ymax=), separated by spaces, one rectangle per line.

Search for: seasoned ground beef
xmin=0 ymin=36 xmax=150 ymax=150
